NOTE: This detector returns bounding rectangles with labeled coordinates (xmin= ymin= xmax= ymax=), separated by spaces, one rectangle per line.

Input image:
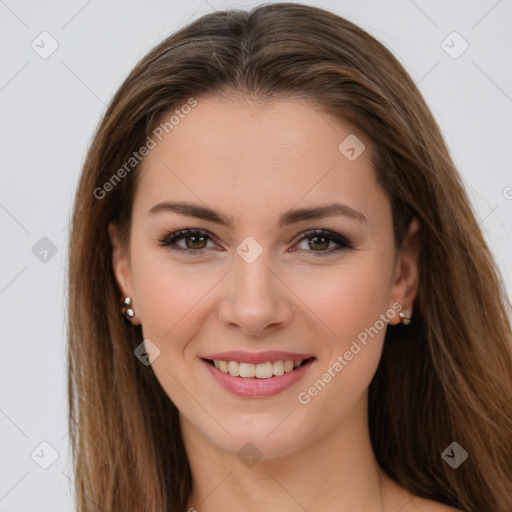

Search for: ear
xmin=387 ymin=217 xmax=421 ymax=325
xmin=108 ymin=222 xmax=141 ymax=325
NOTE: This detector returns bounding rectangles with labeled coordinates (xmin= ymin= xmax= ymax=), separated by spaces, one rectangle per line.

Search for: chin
xmin=197 ymin=408 xmax=316 ymax=461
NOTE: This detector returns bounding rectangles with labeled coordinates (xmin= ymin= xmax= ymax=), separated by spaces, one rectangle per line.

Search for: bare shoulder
xmin=406 ymin=495 xmax=462 ymax=512
xmin=381 ymin=472 xmax=462 ymax=512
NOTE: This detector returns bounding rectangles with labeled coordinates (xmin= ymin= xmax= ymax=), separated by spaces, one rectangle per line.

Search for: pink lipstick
xmin=201 ymin=351 xmax=316 ymax=398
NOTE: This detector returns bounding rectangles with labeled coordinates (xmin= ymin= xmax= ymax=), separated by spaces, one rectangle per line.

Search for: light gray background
xmin=1 ymin=0 xmax=511 ymax=510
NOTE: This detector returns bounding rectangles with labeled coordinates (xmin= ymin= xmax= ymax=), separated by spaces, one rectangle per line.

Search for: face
xmin=110 ymin=95 xmax=419 ymax=459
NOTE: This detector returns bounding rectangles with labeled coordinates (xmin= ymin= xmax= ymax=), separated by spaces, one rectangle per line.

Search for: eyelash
xmin=157 ymin=228 xmax=354 ymax=256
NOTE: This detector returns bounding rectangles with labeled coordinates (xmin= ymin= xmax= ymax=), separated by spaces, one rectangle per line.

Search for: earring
xmin=121 ymin=297 xmax=135 ymax=319
xmin=399 ymin=311 xmax=411 ymax=325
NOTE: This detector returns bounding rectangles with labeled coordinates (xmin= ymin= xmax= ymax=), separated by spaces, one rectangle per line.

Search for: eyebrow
xmin=148 ymin=200 xmax=369 ymax=227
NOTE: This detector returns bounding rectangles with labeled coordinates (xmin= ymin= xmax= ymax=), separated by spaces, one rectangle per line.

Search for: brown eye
xmin=159 ymin=229 xmax=214 ymax=253
xmin=306 ymin=234 xmax=330 ymax=251
xmin=184 ymin=233 xmax=208 ymax=249
xmin=292 ymin=229 xmax=353 ymax=255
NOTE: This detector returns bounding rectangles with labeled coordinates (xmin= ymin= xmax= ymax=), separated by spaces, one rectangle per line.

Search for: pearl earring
xmin=399 ymin=311 xmax=411 ymax=325
xmin=121 ymin=297 xmax=135 ymax=319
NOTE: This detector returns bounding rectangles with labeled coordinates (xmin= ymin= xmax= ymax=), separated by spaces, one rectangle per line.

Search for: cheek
xmin=132 ymin=256 xmax=222 ymax=342
xmin=130 ymin=255 xmax=221 ymax=412
xmin=298 ymin=258 xmax=394 ymax=345
xmin=294 ymin=258 xmax=394 ymax=398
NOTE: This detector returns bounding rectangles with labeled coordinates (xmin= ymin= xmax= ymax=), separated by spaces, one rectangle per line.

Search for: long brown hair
xmin=67 ymin=3 xmax=512 ymax=510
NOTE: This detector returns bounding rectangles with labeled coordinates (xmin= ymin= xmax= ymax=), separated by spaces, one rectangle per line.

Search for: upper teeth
xmin=213 ymin=359 xmax=304 ymax=379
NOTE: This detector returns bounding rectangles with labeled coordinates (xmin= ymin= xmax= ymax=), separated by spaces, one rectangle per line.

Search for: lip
xmin=202 ymin=350 xmax=315 ymax=364
xmin=201 ymin=357 xmax=316 ymax=398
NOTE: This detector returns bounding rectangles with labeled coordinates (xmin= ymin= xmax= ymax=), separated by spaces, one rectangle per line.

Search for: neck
xmin=180 ymin=396 xmax=401 ymax=512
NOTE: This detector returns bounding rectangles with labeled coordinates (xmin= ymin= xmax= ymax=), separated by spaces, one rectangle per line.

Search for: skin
xmin=110 ymin=96 xmax=459 ymax=511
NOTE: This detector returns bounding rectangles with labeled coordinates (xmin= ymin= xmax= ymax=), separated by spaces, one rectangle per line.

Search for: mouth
xmin=202 ymin=357 xmax=314 ymax=379
xmin=201 ymin=356 xmax=317 ymax=398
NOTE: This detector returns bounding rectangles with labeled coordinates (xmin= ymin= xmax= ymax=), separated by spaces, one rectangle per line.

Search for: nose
xmin=218 ymin=251 xmax=294 ymax=337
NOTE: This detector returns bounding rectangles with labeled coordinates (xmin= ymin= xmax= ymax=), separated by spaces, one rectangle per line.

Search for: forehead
xmin=133 ymin=96 xmax=388 ymax=226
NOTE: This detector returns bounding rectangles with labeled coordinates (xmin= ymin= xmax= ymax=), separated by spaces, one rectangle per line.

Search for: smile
xmin=209 ymin=358 xmax=308 ymax=378
xmin=201 ymin=351 xmax=316 ymax=398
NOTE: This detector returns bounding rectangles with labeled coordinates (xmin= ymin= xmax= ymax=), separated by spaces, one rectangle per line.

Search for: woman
xmin=67 ymin=3 xmax=512 ymax=511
